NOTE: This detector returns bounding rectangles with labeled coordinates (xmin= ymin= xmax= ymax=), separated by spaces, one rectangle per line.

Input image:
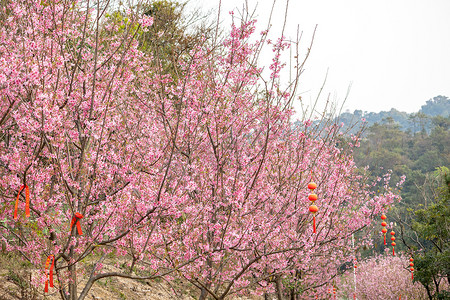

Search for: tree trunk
xmin=425 ymin=284 xmax=433 ymax=300
xmin=199 ymin=287 xmax=208 ymax=300
xmin=68 ymin=246 xmax=77 ymax=300
xmin=290 ymin=288 xmax=296 ymax=300
xmin=275 ymin=275 xmax=284 ymax=300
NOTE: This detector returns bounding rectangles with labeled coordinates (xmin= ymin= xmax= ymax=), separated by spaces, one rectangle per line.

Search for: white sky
xmin=187 ymin=0 xmax=450 ymax=114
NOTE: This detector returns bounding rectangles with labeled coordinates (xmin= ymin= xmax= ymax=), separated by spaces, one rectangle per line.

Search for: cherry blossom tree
xmin=0 ymin=0 xmax=184 ymax=299
xmin=0 ymin=0 xmax=402 ymax=299
xmin=340 ymin=253 xmax=428 ymax=300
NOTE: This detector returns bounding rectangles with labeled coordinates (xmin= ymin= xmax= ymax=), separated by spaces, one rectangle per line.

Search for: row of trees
xmin=0 ymin=0 xmax=404 ymax=299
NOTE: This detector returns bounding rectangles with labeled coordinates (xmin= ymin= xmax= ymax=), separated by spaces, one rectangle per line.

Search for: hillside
xmin=337 ymin=95 xmax=449 ymax=134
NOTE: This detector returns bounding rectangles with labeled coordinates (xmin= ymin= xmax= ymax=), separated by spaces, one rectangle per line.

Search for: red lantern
xmin=410 ymin=262 xmax=414 ymax=267
xmin=308 ymin=194 xmax=318 ymax=201
xmin=309 ymin=204 xmax=318 ymax=233
xmin=410 ymin=258 xmax=414 ymax=262
xmin=410 ymin=267 xmax=414 ymax=272
xmin=308 ymin=181 xmax=318 ymax=234
xmin=381 ymin=215 xmax=388 ymax=245
xmin=382 ymin=228 xmax=388 ymax=245
xmin=410 ymin=257 xmax=414 ymax=280
xmin=390 ymin=231 xmax=395 ymax=255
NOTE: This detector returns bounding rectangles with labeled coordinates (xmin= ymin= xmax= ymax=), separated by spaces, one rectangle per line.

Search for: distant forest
xmin=338 ymin=95 xmax=449 ymax=134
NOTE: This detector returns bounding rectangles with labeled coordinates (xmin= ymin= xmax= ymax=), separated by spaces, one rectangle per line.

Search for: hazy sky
xmin=187 ymin=0 xmax=450 ymax=114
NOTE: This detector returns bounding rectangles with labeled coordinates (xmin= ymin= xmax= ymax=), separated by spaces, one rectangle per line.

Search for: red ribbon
xmin=384 ymin=234 xmax=386 ymax=245
xmin=393 ymin=246 xmax=395 ymax=256
xmin=412 ymin=272 xmax=414 ymax=280
xmin=313 ymin=215 xmax=316 ymax=233
xmin=70 ymin=212 xmax=83 ymax=235
xmin=44 ymin=255 xmax=55 ymax=293
xmin=14 ymin=185 xmax=30 ymax=220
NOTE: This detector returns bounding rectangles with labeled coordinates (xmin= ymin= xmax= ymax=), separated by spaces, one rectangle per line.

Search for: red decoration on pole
xmin=410 ymin=257 xmax=414 ymax=280
xmin=70 ymin=212 xmax=84 ymax=235
xmin=14 ymin=184 xmax=30 ymax=220
xmin=308 ymin=181 xmax=318 ymax=234
xmin=44 ymin=255 xmax=55 ymax=293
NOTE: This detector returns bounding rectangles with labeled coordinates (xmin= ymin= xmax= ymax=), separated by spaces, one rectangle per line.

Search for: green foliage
xmin=404 ymin=168 xmax=449 ymax=299
xmin=138 ymin=0 xmax=213 ymax=79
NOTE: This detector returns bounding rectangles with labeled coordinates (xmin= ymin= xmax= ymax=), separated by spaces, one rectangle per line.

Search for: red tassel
xmin=44 ymin=255 xmax=55 ymax=292
xmin=393 ymin=247 xmax=395 ymax=256
xmin=412 ymin=272 xmax=414 ymax=280
xmin=313 ymin=215 xmax=316 ymax=233
xmin=14 ymin=185 xmax=30 ymax=220
xmin=353 ymin=294 xmax=356 ymax=299
xmin=384 ymin=234 xmax=386 ymax=245
xmin=25 ymin=185 xmax=30 ymax=217
xmin=70 ymin=213 xmax=84 ymax=235
xmin=49 ymin=255 xmax=54 ymax=287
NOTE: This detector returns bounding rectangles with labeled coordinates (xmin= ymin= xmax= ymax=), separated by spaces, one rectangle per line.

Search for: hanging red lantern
xmin=308 ymin=182 xmax=317 ymax=190
xmin=410 ymin=258 xmax=414 ymax=262
xmin=309 ymin=204 xmax=318 ymax=233
xmin=381 ymin=215 xmax=387 ymax=245
xmin=382 ymin=228 xmax=387 ymax=245
xmin=410 ymin=258 xmax=414 ymax=280
xmin=308 ymin=181 xmax=318 ymax=233
xmin=308 ymin=193 xmax=318 ymax=201
xmin=390 ymin=231 xmax=396 ymax=255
